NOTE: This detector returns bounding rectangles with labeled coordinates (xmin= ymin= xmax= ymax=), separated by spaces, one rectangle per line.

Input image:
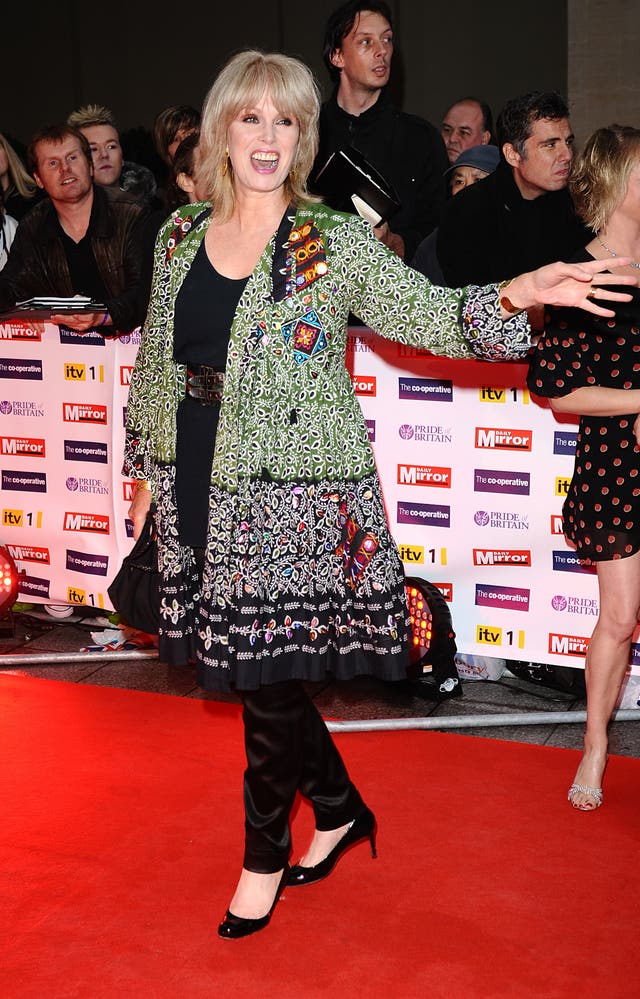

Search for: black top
xmin=58 ymin=219 xmax=109 ymax=303
xmin=173 ymin=240 xmax=248 ymax=547
xmin=313 ymin=88 xmax=448 ymax=262
xmin=527 ymin=247 xmax=640 ymax=561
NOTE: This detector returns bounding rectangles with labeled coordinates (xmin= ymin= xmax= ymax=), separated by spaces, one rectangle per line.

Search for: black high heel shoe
xmin=217 ymin=865 xmax=290 ymax=940
xmin=288 ymin=807 xmax=377 ymax=887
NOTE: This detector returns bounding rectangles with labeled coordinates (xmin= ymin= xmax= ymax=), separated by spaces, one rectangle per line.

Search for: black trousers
xmin=239 ymin=680 xmax=365 ymax=874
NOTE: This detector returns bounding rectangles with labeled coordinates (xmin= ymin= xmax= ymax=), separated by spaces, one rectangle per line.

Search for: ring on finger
xmin=586 ymin=286 xmax=598 ymax=300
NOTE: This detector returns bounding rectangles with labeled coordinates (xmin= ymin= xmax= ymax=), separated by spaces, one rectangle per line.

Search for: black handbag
xmin=107 ymin=511 xmax=160 ymax=633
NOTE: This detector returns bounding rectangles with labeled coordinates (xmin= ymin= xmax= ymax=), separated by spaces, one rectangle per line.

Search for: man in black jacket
xmin=436 ymin=92 xmax=591 ymax=289
xmin=0 ymin=124 xmax=148 ymax=335
xmin=313 ymin=1 xmax=449 ymax=262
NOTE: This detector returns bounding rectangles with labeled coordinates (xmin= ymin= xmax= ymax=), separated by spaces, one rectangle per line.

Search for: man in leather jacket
xmin=0 ymin=124 xmax=148 ymax=335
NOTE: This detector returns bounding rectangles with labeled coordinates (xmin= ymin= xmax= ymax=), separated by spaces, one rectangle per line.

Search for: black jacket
xmin=436 ymin=160 xmax=591 ymax=288
xmin=313 ymin=88 xmax=449 ymax=261
xmin=0 ymin=185 xmax=148 ymax=334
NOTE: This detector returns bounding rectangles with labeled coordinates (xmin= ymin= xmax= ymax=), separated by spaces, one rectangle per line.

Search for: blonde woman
xmin=0 ymin=132 xmax=39 ymax=220
xmin=125 ymin=52 xmax=634 ymax=937
xmin=528 ymin=125 xmax=640 ymax=811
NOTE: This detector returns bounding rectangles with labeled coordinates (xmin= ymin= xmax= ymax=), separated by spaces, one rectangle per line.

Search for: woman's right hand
xmin=128 ymin=483 xmax=153 ymax=540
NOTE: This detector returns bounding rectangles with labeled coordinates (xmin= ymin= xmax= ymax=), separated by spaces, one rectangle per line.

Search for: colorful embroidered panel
xmin=280 ymin=308 xmax=328 ymax=364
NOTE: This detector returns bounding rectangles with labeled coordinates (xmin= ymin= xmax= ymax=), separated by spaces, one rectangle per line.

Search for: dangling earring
xmin=221 ymin=147 xmax=229 ymax=178
xmin=290 ymin=164 xmax=297 ymax=184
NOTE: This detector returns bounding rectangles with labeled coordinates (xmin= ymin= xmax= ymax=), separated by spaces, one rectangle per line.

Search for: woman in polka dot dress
xmin=528 ymin=124 xmax=640 ymax=811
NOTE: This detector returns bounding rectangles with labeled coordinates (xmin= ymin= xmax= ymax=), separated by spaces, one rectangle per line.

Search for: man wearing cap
xmin=435 ymin=91 xmax=590 ymax=289
xmin=447 ymin=144 xmax=500 ymax=196
xmin=410 ymin=145 xmax=500 ymax=284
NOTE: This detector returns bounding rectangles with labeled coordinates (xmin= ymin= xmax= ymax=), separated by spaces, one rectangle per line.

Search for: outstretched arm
xmin=499 ymin=257 xmax=636 ymax=321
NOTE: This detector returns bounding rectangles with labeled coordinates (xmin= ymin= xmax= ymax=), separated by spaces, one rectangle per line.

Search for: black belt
xmin=186 ymin=364 xmax=225 ymax=405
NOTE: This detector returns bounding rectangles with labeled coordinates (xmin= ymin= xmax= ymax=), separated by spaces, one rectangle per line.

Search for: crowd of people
xmin=2 ymin=0 xmax=639 ymax=939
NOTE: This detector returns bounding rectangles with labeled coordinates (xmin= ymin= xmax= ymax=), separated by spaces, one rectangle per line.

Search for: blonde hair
xmin=570 ymin=124 xmax=640 ymax=232
xmin=0 ymin=133 xmax=37 ymax=198
xmin=67 ymin=104 xmax=117 ymax=130
xmin=198 ymin=49 xmax=320 ymax=222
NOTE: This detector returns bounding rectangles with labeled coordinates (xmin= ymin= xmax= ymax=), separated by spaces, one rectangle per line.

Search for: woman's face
xmin=226 ymin=91 xmax=299 ymax=200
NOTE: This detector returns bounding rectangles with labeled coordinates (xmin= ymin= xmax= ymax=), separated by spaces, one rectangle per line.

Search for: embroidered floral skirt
xmin=153 ymin=465 xmax=410 ymax=691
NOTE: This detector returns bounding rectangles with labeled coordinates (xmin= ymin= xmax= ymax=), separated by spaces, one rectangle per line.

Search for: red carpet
xmin=1 ymin=675 xmax=638 ymax=998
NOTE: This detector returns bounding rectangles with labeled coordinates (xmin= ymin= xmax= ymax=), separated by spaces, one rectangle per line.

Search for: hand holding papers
xmin=1 ymin=296 xmax=107 ymax=322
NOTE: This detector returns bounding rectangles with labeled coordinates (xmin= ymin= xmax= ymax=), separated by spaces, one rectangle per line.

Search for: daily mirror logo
xmin=63 ymin=403 xmax=108 ymax=424
xmin=351 ymin=375 xmax=377 ymax=396
xmin=0 ymin=323 xmax=42 ymax=341
xmin=0 ymin=436 xmax=45 ymax=457
xmin=397 ymin=464 xmax=451 ymax=487
xmin=548 ymin=632 xmax=589 ymax=657
xmin=6 ymin=544 xmax=50 ymax=565
xmin=63 ymin=512 xmax=110 ymax=534
xmin=474 ymin=427 xmax=533 ymax=451
xmin=473 ymin=549 xmax=531 ymax=566
xmin=433 ymin=582 xmax=453 ymax=602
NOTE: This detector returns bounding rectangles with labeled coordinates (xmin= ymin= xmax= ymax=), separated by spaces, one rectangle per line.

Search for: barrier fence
xmin=1 ymin=319 xmax=636 ymax=676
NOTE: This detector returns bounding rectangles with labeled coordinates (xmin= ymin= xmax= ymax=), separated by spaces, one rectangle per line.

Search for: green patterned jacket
xmin=123 ymin=202 xmax=531 ymax=489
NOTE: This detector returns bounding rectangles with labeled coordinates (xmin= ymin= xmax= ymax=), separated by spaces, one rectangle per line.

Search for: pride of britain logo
xmin=474 ymin=509 xmax=529 ymax=530
xmin=66 ymin=476 xmax=109 ymax=495
xmin=0 ymin=399 xmax=45 ymax=417
xmin=398 ymin=424 xmax=452 ymax=443
xmin=552 ymin=593 xmax=599 ymax=615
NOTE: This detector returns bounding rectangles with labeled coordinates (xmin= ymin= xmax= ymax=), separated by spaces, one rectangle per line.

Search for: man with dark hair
xmin=436 ymin=91 xmax=590 ymax=288
xmin=313 ymin=1 xmax=449 ymax=261
xmin=0 ymin=124 xmax=148 ymax=334
xmin=440 ymin=97 xmax=493 ymax=164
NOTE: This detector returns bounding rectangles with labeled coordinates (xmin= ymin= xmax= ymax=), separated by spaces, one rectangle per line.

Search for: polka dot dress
xmin=527 ymin=250 xmax=640 ymax=563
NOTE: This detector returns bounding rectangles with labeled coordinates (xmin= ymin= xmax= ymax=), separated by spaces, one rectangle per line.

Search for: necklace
xmin=596 ymin=235 xmax=640 ymax=268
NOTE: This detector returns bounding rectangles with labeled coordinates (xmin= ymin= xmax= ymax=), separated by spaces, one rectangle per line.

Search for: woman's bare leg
xmin=570 ymin=551 xmax=640 ymax=808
